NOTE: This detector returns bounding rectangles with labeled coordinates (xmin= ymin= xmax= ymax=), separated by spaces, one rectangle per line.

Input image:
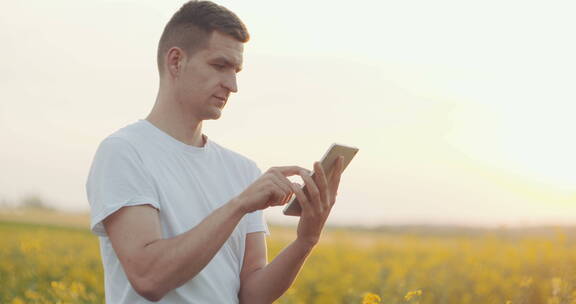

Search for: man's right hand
xmin=235 ymin=166 xmax=311 ymax=213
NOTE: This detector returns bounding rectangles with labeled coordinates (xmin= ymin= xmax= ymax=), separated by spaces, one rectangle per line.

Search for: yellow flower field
xmin=1 ymin=219 xmax=576 ymax=304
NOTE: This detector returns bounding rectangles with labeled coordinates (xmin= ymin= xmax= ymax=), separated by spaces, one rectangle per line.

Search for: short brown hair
xmin=157 ymin=1 xmax=249 ymax=75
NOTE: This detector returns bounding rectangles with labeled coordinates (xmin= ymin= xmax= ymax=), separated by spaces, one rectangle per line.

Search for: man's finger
xmin=313 ymin=161 xmax=330 ymax=212
xmin=266 ymin=188 xmax=283 ymax=206
xmin=283 ymin=193 xmax=294 ymax=205
xmin=329 ymin=156 xmax=344 ymax=206
xmin=290 ymin=182 xmax=310 ymax=214
xmin=272 ymin=166 xmax=312 ymax=177
xmin=299 ymin=169 xmax=323 ymax=215
xmin=269 ymin=172 xmax=294 ymax=198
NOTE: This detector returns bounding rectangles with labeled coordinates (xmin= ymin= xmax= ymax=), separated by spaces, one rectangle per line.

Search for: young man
xmin=86 ymin=1 xmax=344 ymax=303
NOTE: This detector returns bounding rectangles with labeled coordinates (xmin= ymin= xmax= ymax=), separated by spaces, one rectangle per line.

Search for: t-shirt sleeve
xmin=86 ymin=136 xmax=160 ymax=237
xmin=246 ymin=210 xmax=270 ymax=236
xmin=245 ymin=161 xmax=270 ymax=236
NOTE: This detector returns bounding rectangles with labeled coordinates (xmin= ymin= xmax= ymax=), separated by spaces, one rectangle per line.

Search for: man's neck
xmin=146 ymin=94 xmax=206 ymax=148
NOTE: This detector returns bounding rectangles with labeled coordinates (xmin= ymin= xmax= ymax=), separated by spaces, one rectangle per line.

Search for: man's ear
xmin=166 ymin=47 xmax=185 ymax=78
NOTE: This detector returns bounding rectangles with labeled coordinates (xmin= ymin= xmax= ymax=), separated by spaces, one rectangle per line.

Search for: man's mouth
xmin=213 ymin=95 xmax=226 ymax=107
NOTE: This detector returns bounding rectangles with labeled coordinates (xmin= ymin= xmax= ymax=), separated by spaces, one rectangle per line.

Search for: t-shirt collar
xmin=139 ymin=119 xmax=211 ymax=154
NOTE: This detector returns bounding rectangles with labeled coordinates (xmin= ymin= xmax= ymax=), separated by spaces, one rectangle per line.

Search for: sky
xmin=0 ymin=0 xmax=575 ymax=227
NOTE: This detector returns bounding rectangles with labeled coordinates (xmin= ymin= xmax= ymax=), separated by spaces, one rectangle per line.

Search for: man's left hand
xmin=292 ymin=156 xmax=345 ymax=247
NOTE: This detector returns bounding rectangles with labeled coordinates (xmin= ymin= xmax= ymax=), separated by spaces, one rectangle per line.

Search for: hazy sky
xmin=1 ymin=0 xmax=575 ymax=227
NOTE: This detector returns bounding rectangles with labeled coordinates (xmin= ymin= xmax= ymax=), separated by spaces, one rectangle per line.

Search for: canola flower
xmin=404 ymin=290 xmax=422 ymax=302
xmin=2 ymin=220 xmax=576 ymax=303
xmin=363 ymin=292 xmax=382 ymax=304
xmin=0 ymin=221 xmax=103 ymax=303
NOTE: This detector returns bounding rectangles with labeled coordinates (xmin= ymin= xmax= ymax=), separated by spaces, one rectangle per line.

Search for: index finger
xmin=270 ymin=166 xmax=312 ymax=177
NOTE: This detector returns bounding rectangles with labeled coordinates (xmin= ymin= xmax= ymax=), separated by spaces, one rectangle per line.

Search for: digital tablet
xmin=282 ymin=143 xmax=359 ymax=216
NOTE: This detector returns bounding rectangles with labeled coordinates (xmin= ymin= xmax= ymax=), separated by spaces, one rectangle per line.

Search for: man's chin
xmin=205 ymin=110 xmax=222 ymax=120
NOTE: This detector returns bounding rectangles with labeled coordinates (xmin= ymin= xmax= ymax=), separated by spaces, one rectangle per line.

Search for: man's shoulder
xmin=108 ymin=120 xmax=147 ymax=141
xmin=92 ymin=121 xmax=150 ymax=160
xmin=100 ymin=120 xmax=149 ymax=147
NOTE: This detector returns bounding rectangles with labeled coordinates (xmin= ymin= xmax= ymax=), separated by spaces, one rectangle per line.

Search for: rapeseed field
xmin=1 ymin=218 xmax=575 ymax=304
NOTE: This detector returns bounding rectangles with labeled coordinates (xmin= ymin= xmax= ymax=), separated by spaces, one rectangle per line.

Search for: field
xmin=1 ymin=210 xmax=576 ymax=304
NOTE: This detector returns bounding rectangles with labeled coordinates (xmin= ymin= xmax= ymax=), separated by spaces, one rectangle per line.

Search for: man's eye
xmin=212 ymin=64 xmax=225 ymax=70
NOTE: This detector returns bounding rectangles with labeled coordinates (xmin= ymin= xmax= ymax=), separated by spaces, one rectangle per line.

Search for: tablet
xmin=282 ymin=143 xmax=359 ymax=216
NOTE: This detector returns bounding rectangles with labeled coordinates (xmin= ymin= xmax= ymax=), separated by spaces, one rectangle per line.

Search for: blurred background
xmin=1 ymin=0 xmax=574 ymax=227
xmin=1 ymin=1 xmax=576 ymax=303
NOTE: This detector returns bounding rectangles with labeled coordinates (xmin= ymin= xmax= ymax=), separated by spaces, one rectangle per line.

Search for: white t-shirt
xmin=86 ymin=119 xmax=270 ymax=303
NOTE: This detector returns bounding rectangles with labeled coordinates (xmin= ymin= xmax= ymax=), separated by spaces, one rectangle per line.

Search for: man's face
xmin=173 ymin=31 xmax=244 ymax=121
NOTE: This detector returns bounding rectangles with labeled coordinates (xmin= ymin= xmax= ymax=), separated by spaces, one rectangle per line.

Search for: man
xmin=86 ymin=1 xmax=345 ymax=303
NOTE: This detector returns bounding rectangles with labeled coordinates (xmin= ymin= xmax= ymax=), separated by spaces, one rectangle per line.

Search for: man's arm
xmin=103 ymin=199 xmax=245 ymax=302
xmin=103 ymin=165 xmax=308 ymax=302
xmin=239 ymin=157 xmax=345 ymax=304
xmin=238 ymin=232 xmax=314 ymax=304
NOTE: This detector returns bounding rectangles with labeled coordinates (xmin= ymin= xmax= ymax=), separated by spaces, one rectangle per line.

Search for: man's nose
xmin=222 ymin=73 xmax=238 ymax=93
